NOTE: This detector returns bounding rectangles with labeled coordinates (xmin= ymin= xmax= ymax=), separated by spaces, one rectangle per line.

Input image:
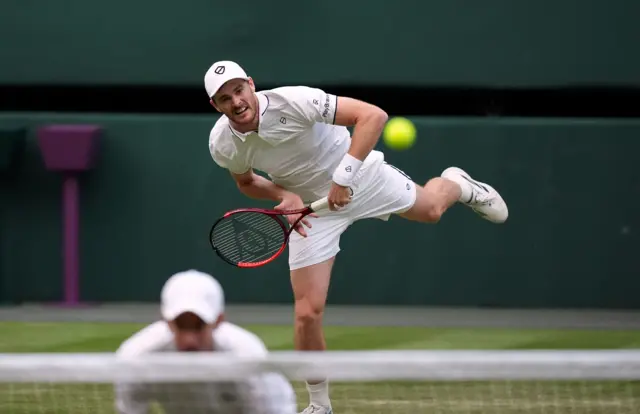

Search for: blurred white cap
xmin=160 ymin=270 xmax=224 ymax=324
xmin=204 ymin=60 xmax=249 ymax=99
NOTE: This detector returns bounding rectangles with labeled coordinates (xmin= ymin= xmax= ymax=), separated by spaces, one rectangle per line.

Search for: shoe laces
xmin=303 ymin=405 xmax=322 ymax=414
xmin=470 ymin=188 xmax=492 ymax=205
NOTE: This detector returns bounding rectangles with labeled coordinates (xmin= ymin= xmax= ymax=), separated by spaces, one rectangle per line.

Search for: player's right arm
xmin=209 ymin=123 xmax=313 ymax=234
xmin=230 ymin=169 xmax=292 ymax=203
xmin=112 ymin=322 xmax=171 ymax=414
xmin=231 ymin=169 xmax=314 ymax=236
xmin=208 ymin=125 xmax=294 ymax=203
xmin=114 ymin=383 xmax=149 ymax=414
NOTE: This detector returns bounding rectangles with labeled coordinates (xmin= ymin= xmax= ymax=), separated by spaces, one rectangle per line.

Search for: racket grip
xmin=309 ymin=197 xmax=330 ymax=212
xmin=310 ymin=187 xmax=354 ymax=212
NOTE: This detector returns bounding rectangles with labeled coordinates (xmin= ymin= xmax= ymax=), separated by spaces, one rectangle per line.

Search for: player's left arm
xmin=328 ymin=96 xmax=388 ymax=207
xmin=291 ymin=87 xmax=388 ymax=187
xmin=333 ymin=96 xmax=388 ymax=162
xmin=219 ymin=325 xmax=297 ymax=414
xmin=239 ymin=373 xmax=295 ymax=414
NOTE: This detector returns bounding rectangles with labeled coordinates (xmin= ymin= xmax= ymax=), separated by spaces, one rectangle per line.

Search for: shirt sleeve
xmin=209 ymin=146 xmax=251 ymax=174
xmin=114 ymin=383 xmax=149 ymax=414
xmin=284 ymin=86 xmax=338 ymax=126
xmin=208 ymin=130 xmax=251 ymax=174
xmin=243 ymin=372 xmax=297 ymax=414
xmin=214 ymin=323 xmax=297 ymax=414
xmin=112 ymin=323 xmax=169 ymax=414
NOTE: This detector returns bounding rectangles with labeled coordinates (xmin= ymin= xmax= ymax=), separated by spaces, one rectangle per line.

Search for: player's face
xmin=211 ymin=78 xmax=258 ymax=127
xmin=169 ymin=312 xmax=215 ymax=352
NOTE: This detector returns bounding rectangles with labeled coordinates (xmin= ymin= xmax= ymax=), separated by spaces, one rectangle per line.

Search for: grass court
xmin=0 ymin=322 xmax=639 ymax=413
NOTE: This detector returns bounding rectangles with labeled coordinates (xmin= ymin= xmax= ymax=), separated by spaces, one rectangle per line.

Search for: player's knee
xmin=421 ymin=206 xmax=443 ymax=223
xmin=415 ymin=180 xmax=448 ymax=223
xmin=407 ymin=205 xmax=442 ymax=223
xmin=402 ymin=192 xmax=443 ymax=223
xmin=294 ymin=297 xmax=325 ymax=326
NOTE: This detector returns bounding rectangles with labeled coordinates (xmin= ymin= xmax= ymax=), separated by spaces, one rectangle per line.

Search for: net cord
xmin=1 ymin=350 xmax=640 ymax=383
xmin=0 ymin=350 xmax=640 ymax=383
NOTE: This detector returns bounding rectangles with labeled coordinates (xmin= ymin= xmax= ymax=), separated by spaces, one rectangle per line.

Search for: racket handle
xmin=309 ymin=187 xmax=354 ymax=213
xmin=309 ymin=197 xmax=330 ymax=212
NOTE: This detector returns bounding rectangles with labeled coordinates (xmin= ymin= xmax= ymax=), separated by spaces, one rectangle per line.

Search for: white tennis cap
xmin=204 ymin=60 xmax=249 ymax=99
xmin=160 ymin=270 xmax=224 ymax=324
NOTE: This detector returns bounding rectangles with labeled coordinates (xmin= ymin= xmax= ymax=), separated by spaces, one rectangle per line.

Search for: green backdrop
xmin=0 ymin=113 xmax=638 ymax=308
xmin=2 ymin=1 xmax=639 ymax=87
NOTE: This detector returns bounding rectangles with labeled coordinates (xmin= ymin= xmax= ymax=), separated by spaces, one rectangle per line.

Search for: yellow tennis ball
xmin=382 ymin=117 xmax=416 ymax=150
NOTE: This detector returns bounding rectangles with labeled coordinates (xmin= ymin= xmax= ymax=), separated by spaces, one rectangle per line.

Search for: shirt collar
xmin=228 ymin=92 xmax=269 ymax=142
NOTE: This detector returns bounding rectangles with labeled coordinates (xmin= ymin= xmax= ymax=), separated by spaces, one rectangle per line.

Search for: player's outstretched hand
xmin=328 ymin=182 xmax=353 ymax=211
xmin=274 ymin=192 xmax=317 ymax=237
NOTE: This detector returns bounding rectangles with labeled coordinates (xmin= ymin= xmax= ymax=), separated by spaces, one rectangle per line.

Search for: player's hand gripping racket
xmin=209 ymin=196 xmax=332 ymax=268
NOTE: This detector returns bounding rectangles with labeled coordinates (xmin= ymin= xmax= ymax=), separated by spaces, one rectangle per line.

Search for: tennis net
xmin=0 ymin=350 xmax=639 ymax=413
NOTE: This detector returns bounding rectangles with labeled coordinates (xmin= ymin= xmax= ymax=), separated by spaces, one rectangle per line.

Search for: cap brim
xmin=209 ymin=76 xmax=249 ymax=99
xmin=161 ymin=299 xmax=218 ymax=324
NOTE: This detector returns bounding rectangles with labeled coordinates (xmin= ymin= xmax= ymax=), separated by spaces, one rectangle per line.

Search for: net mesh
xmin=1 ymin=350 xmax=639 ymax=414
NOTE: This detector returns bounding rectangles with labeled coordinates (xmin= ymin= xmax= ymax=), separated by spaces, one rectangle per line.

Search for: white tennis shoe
xmin=299 ymin=404 xmax=333 ymax=414
xmin=441 ymin=167 xmax=508 ymax=223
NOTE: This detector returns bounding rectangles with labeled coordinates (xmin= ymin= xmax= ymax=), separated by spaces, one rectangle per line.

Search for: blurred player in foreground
xmin=114 ymin=269 xmax=296 ymax=414
xmin=205 ymin=61 xmax=509 ymax=414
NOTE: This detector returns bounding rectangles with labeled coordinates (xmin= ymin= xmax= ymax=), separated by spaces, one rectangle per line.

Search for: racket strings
xmin=211 ymin=212 xmax=286 ymax=264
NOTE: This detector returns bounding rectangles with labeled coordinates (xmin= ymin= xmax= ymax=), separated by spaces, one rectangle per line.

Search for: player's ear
xmin=213 ymin=313 xmax=225 ymax=328
xmin=165 ymin=319 xmax=177 ymax=333
xmin=210 ymin=99 xmax=222 ymax=113
xmin=247 ymin=77 xmax=255 ymax=92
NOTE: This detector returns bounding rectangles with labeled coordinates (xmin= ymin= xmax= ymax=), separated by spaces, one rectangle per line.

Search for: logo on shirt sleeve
xmin=322 ymin=94 xmax=332 ymax=118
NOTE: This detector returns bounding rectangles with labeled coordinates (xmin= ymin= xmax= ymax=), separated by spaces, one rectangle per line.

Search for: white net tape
xmin=0 ymin=350 xmax=639 ymax=413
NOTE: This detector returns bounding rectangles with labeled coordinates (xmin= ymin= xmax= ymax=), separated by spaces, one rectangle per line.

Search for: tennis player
xmin=114 ymin=269 xmax=296 ymax=414
xmin=205 ymin=61 xmax=509 ymax=414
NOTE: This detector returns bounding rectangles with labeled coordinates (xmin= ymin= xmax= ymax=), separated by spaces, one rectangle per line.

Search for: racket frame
xmin=209 ymin=198 xmax=328 ymax=268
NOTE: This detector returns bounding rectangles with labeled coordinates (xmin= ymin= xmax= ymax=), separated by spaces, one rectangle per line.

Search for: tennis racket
xmin=209 ymin=196 xmax=332 ymax=268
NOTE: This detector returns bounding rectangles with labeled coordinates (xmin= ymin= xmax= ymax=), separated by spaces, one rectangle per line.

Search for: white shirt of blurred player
xmin=209 ymin=86 xmax=385 ymax=202
xmin=113 ymin=321 xmax=296 ymax=414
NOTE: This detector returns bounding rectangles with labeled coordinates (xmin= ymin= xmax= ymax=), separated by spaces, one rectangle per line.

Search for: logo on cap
xmin=214 ymin=66 xmax=225 ymax=75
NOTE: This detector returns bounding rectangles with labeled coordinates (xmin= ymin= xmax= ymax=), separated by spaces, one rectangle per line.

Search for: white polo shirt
xmin=114 ymin=321 xmax=296 ymax=414
xmin=209 ymin=86 xmax=384 ymax=202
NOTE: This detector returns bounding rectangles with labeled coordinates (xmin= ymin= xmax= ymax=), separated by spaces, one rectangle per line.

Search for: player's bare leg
xmin=399 ymin=176 xmax=461 ymax=223
xmin=400 ymin=167 xmax=508 ymax=224
xmin=290 ymin=257 xmax=335 ymax=414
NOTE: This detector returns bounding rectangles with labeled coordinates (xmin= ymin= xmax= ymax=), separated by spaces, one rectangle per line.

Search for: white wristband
xmin=332 ymin=153 xmax=363 ymax=187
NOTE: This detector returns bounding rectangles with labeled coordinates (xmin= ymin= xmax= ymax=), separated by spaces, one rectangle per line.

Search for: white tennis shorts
xmin=288 ymin=161 xmax=416 ymax=270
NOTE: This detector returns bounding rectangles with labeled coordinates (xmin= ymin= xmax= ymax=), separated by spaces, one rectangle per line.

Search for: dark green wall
xmin=0 ymin=113 xmax=638 ymax=308
xmin=2 ymin=1 xmax=639 ymax=87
